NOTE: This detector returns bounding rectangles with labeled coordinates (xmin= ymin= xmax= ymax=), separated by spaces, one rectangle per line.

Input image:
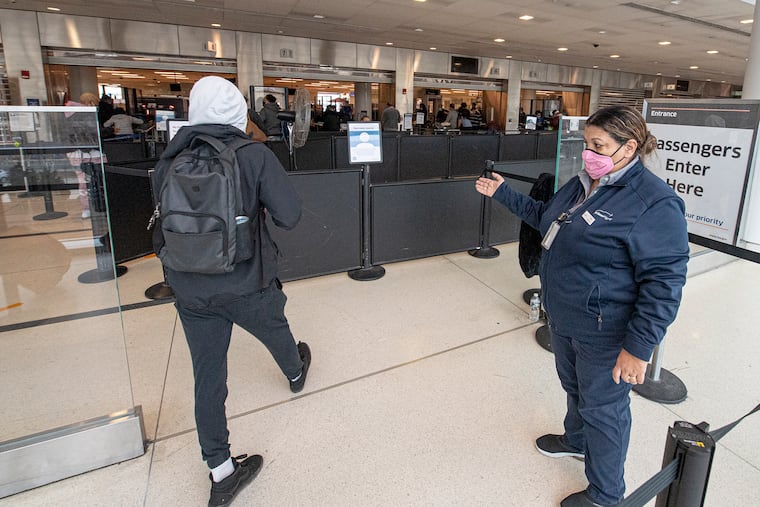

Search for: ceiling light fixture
xmin=519 ymin=15 xmax=534 ymax=21
xmin=506 ymin=55 xmax=512 ymax=58
xmin=598 ymin=30 xmax=606 ymax=34
xmin=211 ymin=23 xmax=221 ymax=27
xmin=47 ymin=7 xmax=61 ymax=11
xmin=740 ymin=19 xmax=754 ymax=24
xmin=610 ymin=54 xmax=620 ymax=58
xmin=658 ymin=41 xmax=671 ymax=45
xmin=415 ymin=28 xmax=423 ymax=32
xmin=558 ymin=47 xmax=568 ymax=51
xmin=313 ymin=14 xmax=325 ymax=19
xmin=386 ymin=42 xmax=394 ymax=45
xmin=689 ymin=65 xmax=699 ymax=69
xmin=707 ymin=50 xmax=719 ymax=54
xmin=430 ymin=47 xmax=437 ymax=50
xmin=494 ymin=38 xmax=505 ymax=42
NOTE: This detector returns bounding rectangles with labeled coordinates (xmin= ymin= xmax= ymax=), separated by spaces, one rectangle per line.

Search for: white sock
xmin=211 ymin=457 xmax=235 ymax=482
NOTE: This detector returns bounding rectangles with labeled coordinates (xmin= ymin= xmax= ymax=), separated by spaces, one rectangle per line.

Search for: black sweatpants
xmin=176 ymin=282 xmax=303 ymax=469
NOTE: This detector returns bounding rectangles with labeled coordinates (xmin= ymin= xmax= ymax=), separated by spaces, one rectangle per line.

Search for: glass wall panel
xmin=0 ymin=106 xmax=133 ymax=442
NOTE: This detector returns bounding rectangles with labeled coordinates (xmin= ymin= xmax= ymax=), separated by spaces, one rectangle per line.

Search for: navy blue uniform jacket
xmin=492 ymin=159 xmax=689 ymax=361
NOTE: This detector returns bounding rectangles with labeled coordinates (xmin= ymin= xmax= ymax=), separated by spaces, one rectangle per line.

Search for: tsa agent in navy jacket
xmin=476 ymin=106 xmax=688 ymax=507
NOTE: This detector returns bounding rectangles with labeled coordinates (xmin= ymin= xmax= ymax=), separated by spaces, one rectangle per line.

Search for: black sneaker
xmin=208 ymin=454 xmax=263 ymax=507
xmin=289 ymin=342 xmax=311 ymax=393
xmin=561 ymin=490 xmax=613 ymax=507
xmin=535 ymin=434 xmax=585 ymax=460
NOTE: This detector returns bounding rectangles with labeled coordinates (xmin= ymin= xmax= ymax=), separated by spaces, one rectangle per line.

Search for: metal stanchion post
xmin=348 ymin=164 xmax=385 ymax=281
xmin=469 ymin=161 xmax=500 ymax=259
xmin=633 ymin=343 xmax=687 ymax=404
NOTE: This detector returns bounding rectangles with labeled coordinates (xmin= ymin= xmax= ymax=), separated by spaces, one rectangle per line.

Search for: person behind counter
xmin=475 ymin=105 xmax=689 ymax=507
xmin=103 ymin=107 xmax=144 ymax=136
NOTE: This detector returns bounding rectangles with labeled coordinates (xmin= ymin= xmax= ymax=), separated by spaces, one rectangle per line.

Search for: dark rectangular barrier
xmin=399 ymin=135 xmax=449 ymax=180
xmin=488 ymin=159 xmax=557 ymax=245
xmin=537 ymin=132 xmax=559 ymax=159
xmin=371 ymin=178 xmax=481 ymax=264
xmin=268 ymin=169 xmax=363 ymax=281
xmin=104 ymin=162 xmax=156 ymax=263
xmin=450 ymin=135 xmax=500 ymax=177
xmin=102 ymin=141 xmax=146 ymax=164
xmin=499 ymin=133 xmax=537 ymax=160
xmin=333 ymin=136 xmax=400 ymax=183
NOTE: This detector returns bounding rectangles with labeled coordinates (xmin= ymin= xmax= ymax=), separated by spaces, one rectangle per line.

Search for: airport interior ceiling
xmin=12 ymin=0 xmax=757 ymax=86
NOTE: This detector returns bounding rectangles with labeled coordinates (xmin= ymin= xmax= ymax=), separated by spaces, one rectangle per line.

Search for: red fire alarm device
xmin=21 ymin=70 xmax=30 ymax=79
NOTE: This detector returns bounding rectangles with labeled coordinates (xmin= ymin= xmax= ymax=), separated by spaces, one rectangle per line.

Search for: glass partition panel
xmin=556 ymin=115 xmax=588 ymax=188
xmin=0 ymin=106 xmax=133 ymax=442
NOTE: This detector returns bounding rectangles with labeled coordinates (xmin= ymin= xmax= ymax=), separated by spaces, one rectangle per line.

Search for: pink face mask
xmin=582 ymin=144 xmax=624 ymax=180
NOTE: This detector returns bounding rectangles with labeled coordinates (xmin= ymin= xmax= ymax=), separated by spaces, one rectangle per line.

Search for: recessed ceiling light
xmin=277 ymin=30 xmax=284 ymax=34
xmin=658 ymin=41 xmax=671 ymax=45
xmin=707 ymin=50 xmax=719 ymax=54
xmin=386 ymin=42 xmax=394 ymax=45
xmin=519 ymin=15 xmax=534 ymax=21
xmin=689 ymin=65 xmax=699 ymax=69
xmin=211 ymin=23 xmax=221 ymax=27
xmin=610 ymin=54 xmax=620 ymax=58
xmin=558 ymin=47 xmax=568 ymax=51
xmin=430 ymin=47 xmax=437 ymax=50
xmin=313 ymin=14 xmax=325 ymax=19
xmin=506 ymin=55 xmax=512 ymax=59
xmin=593 ymin=65 xmax=599 ymax=68
xmin=657 ymin=72 xmax=662 ymax=75
xmin=414 ymin=0 xmax=426 ymax=2
xmin=598 ymin=30 xmax=606 ymax=34
xmin=494 ymin=38 xmax=505 ymax=42
xmin=740 ymin=19 xmax=754 ymax=24
xmin=47 ymin=6 xmax=61 ymax=11
xmin=415 ymin=28 xmax=424 ymax=32
xmin=675 ymin=74 xmax=681 ymax=77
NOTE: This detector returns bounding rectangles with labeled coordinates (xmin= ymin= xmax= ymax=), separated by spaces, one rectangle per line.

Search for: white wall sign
xmin=645 ymin=100 xmax=760 ymax=254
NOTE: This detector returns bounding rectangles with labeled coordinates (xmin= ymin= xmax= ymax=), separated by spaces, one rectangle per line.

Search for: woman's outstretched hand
xmin=475 ymin=172 xmax=504 ymax=197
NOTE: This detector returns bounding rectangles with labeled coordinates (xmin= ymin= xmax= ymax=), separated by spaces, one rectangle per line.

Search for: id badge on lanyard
xmin=541 ymin=212 xmax=569 ymax=250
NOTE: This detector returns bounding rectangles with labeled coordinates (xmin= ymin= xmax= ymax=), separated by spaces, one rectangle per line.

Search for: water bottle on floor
xmin=529 ymin=293 xmax=541 ymax=323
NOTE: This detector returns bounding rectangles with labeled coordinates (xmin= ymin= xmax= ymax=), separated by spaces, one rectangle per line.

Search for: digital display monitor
xmin=451 ymin=56 xmax=479 ymax=75
xmin=347 ymin=121 xmax=383 ymax=164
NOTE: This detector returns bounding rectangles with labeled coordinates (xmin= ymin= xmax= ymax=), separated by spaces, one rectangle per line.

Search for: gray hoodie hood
xmin=188 ymin=76 xmax=247 ymax=133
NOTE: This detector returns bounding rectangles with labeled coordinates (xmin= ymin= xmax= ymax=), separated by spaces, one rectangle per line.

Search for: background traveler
xmin=259 ymin=94 xmax=282 ymax=137
xmin=381 ymin=102 xmax=401 ymax=131
xmin=475 ymin=105 xmax=689 ymax=507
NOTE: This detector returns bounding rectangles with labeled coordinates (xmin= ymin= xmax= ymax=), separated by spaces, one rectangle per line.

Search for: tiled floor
xmin=1 ymin=190 xmax=759 ymax=506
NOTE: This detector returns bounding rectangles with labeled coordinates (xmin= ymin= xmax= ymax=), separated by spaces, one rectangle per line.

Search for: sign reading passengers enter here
xmin=644 ymin=100 xmax=760 ymax=247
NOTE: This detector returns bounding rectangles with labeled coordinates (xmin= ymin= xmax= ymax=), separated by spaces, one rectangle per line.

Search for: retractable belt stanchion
xmin=468 ymin=160 xmax=500 ymax=259
xmin=348 ymin=163 xmax=385 ymax=281
xmin=616 ymin=403 xmax=758 ymax=507
xmin=632 ymin=343 xmax=687 ymax=404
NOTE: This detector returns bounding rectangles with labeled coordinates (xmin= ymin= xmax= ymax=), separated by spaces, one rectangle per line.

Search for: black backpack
xmin=150 ymin=134 xmax=255 ymax=274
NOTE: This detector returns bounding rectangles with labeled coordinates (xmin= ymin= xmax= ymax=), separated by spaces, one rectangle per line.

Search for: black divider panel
xmin=537 ymin=132 xmax=559 ymax=159
xmin=450 ymin=135 xmax=500 ymax=177
xmin=268 ymin=170 xmax=362 ymax=281
xmin=294 ymin=135 xmax=334 ymax=171
xmin=268 ymin=141 xmax=291 ymax=170
xmin=491 ymin=159 xmax=557 ymax=180
xmin=102 ymin=141 xmax=146 ymax=163
xmin=499 ymin=133 xmax=536 ymax=160
xmin=372 ymin=178 xmax=480 ymax=263
xmin=268 ymin=136 xmax=334 ymax=172
xmin=333 ymin=136 xmax=399 ymax=183
xmin=399 ymin=135 xmax=449 ymax=180
xmin=489 ymin=178 xmax=533 ymax=245
xmin=487 ymin=159 xmax=557 ymax=245
xmin=104 ymin=164 xmax=155 ymax=262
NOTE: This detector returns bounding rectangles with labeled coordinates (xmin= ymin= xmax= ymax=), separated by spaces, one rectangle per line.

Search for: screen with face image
xmin=250 ymin=86 xmax=289 ymax=112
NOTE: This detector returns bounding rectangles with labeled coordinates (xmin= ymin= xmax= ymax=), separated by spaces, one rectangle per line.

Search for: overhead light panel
xmin=519 ymin=15 xmax=534 ymax=21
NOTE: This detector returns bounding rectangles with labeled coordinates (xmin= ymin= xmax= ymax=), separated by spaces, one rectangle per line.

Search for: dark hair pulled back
xmin=586 ymin=105 xmax=657 ymax=156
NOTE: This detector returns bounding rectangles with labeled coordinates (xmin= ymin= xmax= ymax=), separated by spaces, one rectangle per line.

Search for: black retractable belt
xmin=617 ymin=402 xmax=759 ymax=507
